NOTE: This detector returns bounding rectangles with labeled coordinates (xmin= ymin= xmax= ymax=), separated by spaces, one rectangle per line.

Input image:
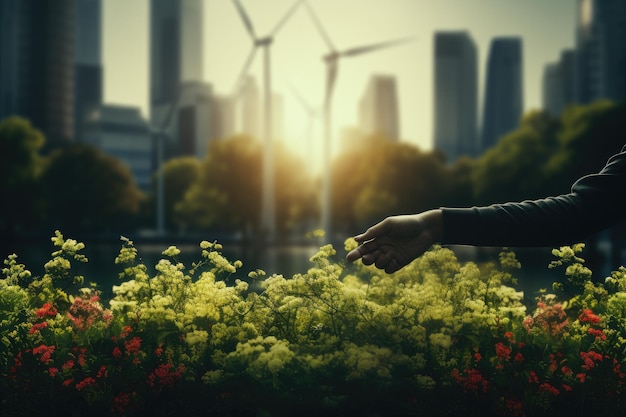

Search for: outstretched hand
xmin=345 ymin=210 xmax=444 ymax=273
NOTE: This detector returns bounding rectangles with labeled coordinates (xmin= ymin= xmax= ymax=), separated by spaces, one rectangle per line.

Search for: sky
xmin=103 ymin=0 xmax=579 ymax=159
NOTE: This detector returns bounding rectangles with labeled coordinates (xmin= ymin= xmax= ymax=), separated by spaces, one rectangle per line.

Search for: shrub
xmin=1 ymin=232 xmax=625 ymax=416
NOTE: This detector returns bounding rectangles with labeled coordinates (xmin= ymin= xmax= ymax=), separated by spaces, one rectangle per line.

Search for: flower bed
xmin=2 ymin=232 xmax=626 ymax=416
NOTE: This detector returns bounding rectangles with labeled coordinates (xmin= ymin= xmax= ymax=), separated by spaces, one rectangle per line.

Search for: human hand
xmin=345 ymin=210 xmax=443 ymax=273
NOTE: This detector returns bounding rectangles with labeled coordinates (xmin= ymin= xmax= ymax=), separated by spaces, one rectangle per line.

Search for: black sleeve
xmin=440 ymin=145 xmax=626 ymax=247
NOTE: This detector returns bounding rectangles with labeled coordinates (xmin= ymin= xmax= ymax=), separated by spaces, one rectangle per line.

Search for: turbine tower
xmin=304 ymin=1 xmax=413 ymax=240
xmin=231 ymin=0 xmax=304 ymax=242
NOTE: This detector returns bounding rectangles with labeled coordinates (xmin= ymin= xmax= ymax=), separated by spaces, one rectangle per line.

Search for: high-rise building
xmin=543 ymin=49 xmax=575 ymax=117
xmin=150 ymin=0 xmax=204 ymax=158
xmin=239 ymin=75 xmax=261 ymax=140
xmin=359 ymin=74 xmax=400 ymax=141
xmin=83 ymin=105 xmax=153 ymax=191
xmin=481 ymin=37 xmax=523 ymax=153
xmin=75 ymin=0 xmax=103 ymax=142
xmin=177 ymin=81 xmax=213 ymax=159
xmin=433 ymin=31 xmax=478 ymax=163
xmin=210 ymin=95 xmax=236 ymax=141
xmin=0 ymin=1 xmax=75 ymax=149
xmin=575 ymin=0 xmax=626 ymax=104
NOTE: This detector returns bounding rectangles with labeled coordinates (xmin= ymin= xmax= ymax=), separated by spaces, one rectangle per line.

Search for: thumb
xmin=354 ymin=218 xmax=391 ymax=243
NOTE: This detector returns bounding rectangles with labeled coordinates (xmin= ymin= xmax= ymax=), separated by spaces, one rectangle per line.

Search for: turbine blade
xmin=304 ymin=1 xmax=336 ymax=52
xmin=340 ymin=36 xmax=415 ymax=58
xmin=232 ymin=46 xmax=258 ymax=96
xmin=232 ymin=0 xmax=257 ymax=40
xmin=270 ymin=0 xmax=305 ymax=37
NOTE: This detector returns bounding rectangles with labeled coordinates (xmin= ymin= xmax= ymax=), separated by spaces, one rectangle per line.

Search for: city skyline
xmin=104 ymin=0 xmax=578 ymax=158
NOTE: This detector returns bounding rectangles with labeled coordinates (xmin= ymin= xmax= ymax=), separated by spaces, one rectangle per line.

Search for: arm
xmin=442 ymin=144 xmax=626 ymax=246
xmin=347 ymin=145 xmax=626 ymax=272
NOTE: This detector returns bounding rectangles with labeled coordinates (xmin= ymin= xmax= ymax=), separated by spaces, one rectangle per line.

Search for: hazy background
xmin=104 ymin=0 xmax=578 ymax=158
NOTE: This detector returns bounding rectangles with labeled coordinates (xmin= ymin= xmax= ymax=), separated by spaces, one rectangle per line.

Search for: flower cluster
xmin=2 ymin=234 xmax=626 ymax=416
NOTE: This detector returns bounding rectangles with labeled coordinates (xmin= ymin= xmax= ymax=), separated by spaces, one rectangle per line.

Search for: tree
xmin=0 ymin=117 xmax=45 ymax=236
xmin=471 ymin=110 xmax=559 ymax=204
xmin=176 ymin=136 xmax=315 ymax=237
xmin=332 ymin=136 xmax=455 ymax=232
xmin=142 ymin=156 xmax=202 ymax=232
xmin=40 ymin=145 xmax=143 ymax=234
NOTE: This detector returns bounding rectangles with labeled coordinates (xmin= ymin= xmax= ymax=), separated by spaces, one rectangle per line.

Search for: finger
xmin=346 ymin=247 xmax=363 ymax=263
xmin=347 ymin=239 xmax=379 ymax=262
xmin=354 ymin=218 xmax=392 ymax=243
xmin=374 ymin=251 xmax=394 ymax=270
xmin=385 ymin=259 xmax=400 ymax=274
xmin=362 ymin=250 xmax=381 ymax=266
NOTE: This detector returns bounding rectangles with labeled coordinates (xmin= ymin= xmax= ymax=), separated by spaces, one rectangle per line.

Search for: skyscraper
xmin=210 ymin=95 xmax=236 ymax=141
xmin=75 ymin=0 xmax=103 ymax=142
xmin=575 ymin=0 xmax=626 ymax=104
xmin=433 ymin=31 xmax=478 ymax=163
xmin=239 ymin=75 xmax=261 ymax=140
xmin=543 ymin=49 xmax=575 ymax=116
xmin=359 ymin=74 xmax=400 ymax=141
xmin=150 ymin=0 xmax=205 ymax=157
xmin=82 ymin=105 xmax=153 ymax=191
xmin=0 ymin=0 xmax=75 ymax=149
xmin=481 ymin=37 xmax=523 ymax=153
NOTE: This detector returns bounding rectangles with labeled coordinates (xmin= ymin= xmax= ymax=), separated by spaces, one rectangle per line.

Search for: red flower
xmin=62 ymin=360 xmax=75 ymax=370
xmin=48 ymin=367 xmax=59 ymax=378
xmin=97 ymin=365 xmax=108 ymax=378
xmin=580 ymin=350 xmax=603 ymax=371
xmin=32 ymin=344 xmax=55 ymax=364
xmin=587 ymin=328 xmax=606 ymax=340
xmin=124 ymin=336 xmax=142 ymax=355
xmin=36 ymin=303 xmax=57 ymax=318
xmin=495 ymin=342 xmax=512 ymax=360
xmin=29 ymin=322 xmax=48 ymax=334
xmin=539 ymin=382 xmax=560 ymax=396
xmin=112 ymin=346 xmax=122 ymax=359
xmin=75 ymin=377 xmax=97 ymax=391
xmin=579 ymin=309 xmax=601 ymax=324
xmin=452 ymin=368 xmax=489 ymax=394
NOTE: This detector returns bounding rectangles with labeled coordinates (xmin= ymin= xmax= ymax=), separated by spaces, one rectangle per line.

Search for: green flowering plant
xmin=1 ymin=231 xmax=625 ymax=416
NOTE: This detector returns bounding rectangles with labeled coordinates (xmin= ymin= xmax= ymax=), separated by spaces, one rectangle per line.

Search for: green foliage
xmin=40 ymin=145 xmax=143 ymax=233
xmin=332 ymin=136 xmax=455 ymax=231
xmin=0 ymin=117 xmax=46 ymax=234
xmin=144 ymin=156 xmax=201 ymax=231
xmin=472 ymin=101 xmax=626 ymax=205
xmin=177 ymin=136 xmax=316 ymax=235
xmin=2 ymin=232 xmax=626 ymax=416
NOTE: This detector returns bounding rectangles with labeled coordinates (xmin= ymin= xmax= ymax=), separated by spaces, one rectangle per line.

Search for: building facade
xmin=359 ymin=74 xmax=400 ymax=141
xmin=543 ymin=49 xmax=575 ymax=117
xmin=433 ymin=31 xmax=478 ymax=163
xmin=75 ymin=0 xmax=103 ymax=143
xmin=575 ymin=0 xmax=626 ymax=104
xmin=83 ymin=105 xmax=153 ymax=191
xmin=150 ymin=0 xmax=205 ymax=159
xmin=481 ymin=37 xmax=523 ymax=153
xmin=0 ymin=0 xmax=75 ymax=149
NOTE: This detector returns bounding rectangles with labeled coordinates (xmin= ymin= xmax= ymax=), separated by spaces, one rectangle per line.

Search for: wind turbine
xmin=304 ymin=1 xmax=414 ymax=241
xmin=231 ymin=0 xmax=305 ymax=242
